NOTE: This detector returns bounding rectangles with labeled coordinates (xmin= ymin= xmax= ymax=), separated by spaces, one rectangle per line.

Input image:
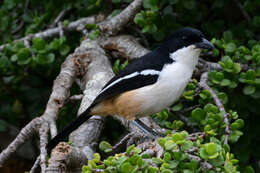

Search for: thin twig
xmin=29 ymin=156 xmax=40 ymax=173
xmin=58 ymin=22 xmax=64 ymax=37
xmin=232 ymin=0 xmax=251 ymax=23
xmin=199 ymin=72 xmax=230 ymax=144
xmin=50 ymin=9 xmax=67 ymax=28
xmin=112 ymin=133 xmax=133 ymax=150
xmin=172 ymin=105 xmax=200 ymax=115
xmin=198 ymin=58 xmax=251 ymax=72
xmin=0 ymin=16 xmax=101 ymax=51
xmin=0 ymin=117 xmax=43 ymax=166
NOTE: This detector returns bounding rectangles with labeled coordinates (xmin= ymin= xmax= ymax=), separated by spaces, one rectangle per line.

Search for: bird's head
xmin=159 ymin=27 xmax=214 ymax=65
xmin=164 ymin=27 xmax=214 ymax=51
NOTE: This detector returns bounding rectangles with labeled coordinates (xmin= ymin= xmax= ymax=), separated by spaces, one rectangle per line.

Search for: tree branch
xmin=29 ymin=156 xmax=40 ymax=173
xmin=199 ymin=72 xmax=230 ymax=144
xmin=39 ymin=122 xmax=49 ymax=172
xmin=0 ymin=117 xmax=43 ymax=166
xmin=99 ymin=0 xmax=144 ymax=34
xmin=100 ymin=35 xmax=150 ymax=59
xmin=232 ymin=0 xmax=251 ymax=23
xmin=49 ymin=9 xmax=67 ymax=28
xmin=0 ymin=15 xmax=103 ymax=51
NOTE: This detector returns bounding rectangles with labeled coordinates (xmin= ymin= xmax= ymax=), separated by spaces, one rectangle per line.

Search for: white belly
xmin=135 ymin=62 xmax=195 ymax=117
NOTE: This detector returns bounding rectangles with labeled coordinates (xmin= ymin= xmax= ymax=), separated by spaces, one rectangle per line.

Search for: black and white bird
xmin=47 ymin=27 xmax=214 ymax=153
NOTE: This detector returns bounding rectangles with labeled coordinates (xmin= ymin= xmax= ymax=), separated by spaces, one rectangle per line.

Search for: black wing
xmin=92 ymin=50 xmax=173 ymax=105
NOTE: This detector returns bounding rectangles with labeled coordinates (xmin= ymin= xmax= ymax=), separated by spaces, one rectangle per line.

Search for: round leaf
xmin=243 ymin=85 xmax=255 ymax=95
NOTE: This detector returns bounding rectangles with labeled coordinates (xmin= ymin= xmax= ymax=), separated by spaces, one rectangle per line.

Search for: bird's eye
xmin=182 ymin=36 xmax=187 ymax=40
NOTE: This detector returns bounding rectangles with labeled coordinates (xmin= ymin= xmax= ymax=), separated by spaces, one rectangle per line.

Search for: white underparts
xmin=100 ymin=69 xmax=160 ymax=94
xmin=134 ymin=45 xmax=201 ymax=117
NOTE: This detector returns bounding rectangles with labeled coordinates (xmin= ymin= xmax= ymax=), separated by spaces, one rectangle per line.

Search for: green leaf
xmin=181 ymin=141 xmax=193 ymax=151
xmin=99 ymin=141 xmax=112 ymax=153
xmin=163 ymin=152 xmax=172 ymax=162
xmin=223 ymin=31 xmax=233 ymax=42
xmin=17 ymin=48 xmax=31 ymax=65
xmin=220 ymin=79 xmax=231 ymax=86
xmin=205 ymin=142 xmax=217 ymax=155
xmin=143 ymin=0 xmax=158 ymax=10
xmin=142 ymin=24 xmax=157 ymax=33
xmin=85 ymin=23 xmax=98 ymax=30
xmin=253 ymin=16 xmax=260 ymax=27
xmin=120 ymin=162 xmax=132 ymax=173
xmin=93 ymin=153 xmax=101 ymax=163
xmin=244 ymin=166 xmax=255 ymax=173
xmin=231 ymin=119 xmax=244 ymax=130
xmin=172 ymin=103 xmax=183 ymax=111
xmin=126 ymin=144 xmax=135 ymax=155
xmin=243 ymin=85 xmax=255 ymax=95
xmin=0 ymin=120 xmax=7 ymax=132
xmin=50 ymin=39 xmax=61 ymax=50
xmin=191 ymin=108 xmax=205 ymax=122
xmin=89 ymin=29 xmax=101 ymax=40
xmin=59 ymin=45 xmax=70 ymax=56
xmin=204 ymin=104 xmax=219 ymax=113
xmin=199 ymin=148 xmax=208 ymax=159
xmin=233 ymin=63 xmax=241 ymax=73
xmin=0 ymin=55 xmax=10 ymax=69
xmin=165 ymin=140 xmax=176 ymax=150
xmin=225 ymin=43 xmax=236 ymax=53
xmin=218 ymin=92 xmax=228 ymax=104
xmin=32 ymin=37 xmax=46 ymax=50
xmin=35 ymin=53 xmax=55 ymax=65
xmin=152 ymin=157 xmax=163 ymax=165
xmin=134 ymin=12 xmax=145 ymax=26
xmin=229 ymin=130 xmax=243 ymax=143
xmin=148 ymin=166 xmax=159 ymax=173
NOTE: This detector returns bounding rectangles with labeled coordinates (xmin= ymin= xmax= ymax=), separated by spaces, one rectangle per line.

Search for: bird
xmin=47 ymin=27 xmax=214 ymax=153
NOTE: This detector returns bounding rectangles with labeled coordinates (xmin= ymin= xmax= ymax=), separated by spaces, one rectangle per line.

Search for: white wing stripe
xmin=100 ymin=69 xmax=160 ymax=94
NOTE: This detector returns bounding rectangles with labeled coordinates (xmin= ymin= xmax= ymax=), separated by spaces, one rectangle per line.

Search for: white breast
xmin=134 ymin=46 xmax=200 ymax=117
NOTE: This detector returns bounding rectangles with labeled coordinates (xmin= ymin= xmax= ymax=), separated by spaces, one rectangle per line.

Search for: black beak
xmin=195 ymin=38 xmax=214 ymax=50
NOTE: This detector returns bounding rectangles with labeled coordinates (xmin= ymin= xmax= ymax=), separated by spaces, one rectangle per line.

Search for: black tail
xmin=47 ymin=107 xmax=92 ymax=154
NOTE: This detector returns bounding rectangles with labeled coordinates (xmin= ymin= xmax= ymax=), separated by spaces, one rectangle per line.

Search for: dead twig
xmin=232 ymin=0 xmax=251 ymax=23
xmin=50 ymin=9 xmax=67 ymax=28
xmin=58 ymin=22 xmax=65 ymax=37
xmin=29 ymin=156 xmax=40 ymax=173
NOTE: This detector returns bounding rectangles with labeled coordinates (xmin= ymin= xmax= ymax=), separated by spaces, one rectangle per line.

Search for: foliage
xmin=84 ymin=132 xmax=239 ymax=173
xmin=1 ymin=0 xmax=260 ymax=172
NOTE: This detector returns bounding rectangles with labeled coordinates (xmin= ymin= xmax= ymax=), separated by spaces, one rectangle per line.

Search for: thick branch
xmin=46 ymin=142 xmax=88 ymax=173
xmin=70 ymin=39 xmax=113 ymax=157
xmin=46 ymin=39 xmax=113 ymax=171
xmin=42 ymin=53 xmax=87 ymax=137
xmin=99 ymin=0 xmax=144 ymax=34
xmin=100 ymin=35 xmax=150 ymax=59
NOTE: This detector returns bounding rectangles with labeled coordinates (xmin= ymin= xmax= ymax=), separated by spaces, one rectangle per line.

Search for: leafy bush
xmin=1 ymin=0 xmax=260 ymax=172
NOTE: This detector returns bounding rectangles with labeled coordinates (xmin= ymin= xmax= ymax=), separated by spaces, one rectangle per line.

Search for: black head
xmin=159 ymin=27 xmax=214 ymax=53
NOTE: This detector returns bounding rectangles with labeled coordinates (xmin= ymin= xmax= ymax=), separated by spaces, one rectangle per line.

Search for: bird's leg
xmin=131 ymin=119 xmax=165 ymax=139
